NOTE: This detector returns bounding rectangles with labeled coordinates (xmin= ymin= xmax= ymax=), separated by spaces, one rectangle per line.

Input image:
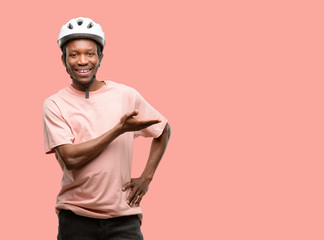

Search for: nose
xmin=78 ymin=54 xmax=88 ymax=65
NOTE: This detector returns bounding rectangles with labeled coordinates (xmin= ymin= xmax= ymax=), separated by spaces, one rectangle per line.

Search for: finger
xmin=137 ymin=119 xmax=161 ymax=127
xmin=121 ymin=110 xmax=139 ymax=122
xmin=122 ymin=182 xmax=133 ymax=191
xmin=127 ymin=188 xmax=140 ymax=206
xmin=127 ymin=191 xmax=136 ymax=206
xmin=137 ymin=122 xmax=161 ymax=130
xmin=135 ymin=194 xmax=143 ymax=207
xmin=127 ymin=109 xmax=139 ymax=118
xmin=130 ymin=191 xmax=141 ymax=206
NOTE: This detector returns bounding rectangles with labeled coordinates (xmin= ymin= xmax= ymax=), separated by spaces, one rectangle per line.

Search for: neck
xmin=71 ymin=79 xmax=105 ymax=92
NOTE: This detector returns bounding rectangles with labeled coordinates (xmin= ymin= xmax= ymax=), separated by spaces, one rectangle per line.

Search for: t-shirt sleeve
xmin=42 ymin=98 xmax=75 ymax=154
xmin=132 ymin=89 xmax=168 ymax=138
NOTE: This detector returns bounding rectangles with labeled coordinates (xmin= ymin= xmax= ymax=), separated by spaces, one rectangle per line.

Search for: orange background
xmin=1 ymin=0 xmax=323 ymax=239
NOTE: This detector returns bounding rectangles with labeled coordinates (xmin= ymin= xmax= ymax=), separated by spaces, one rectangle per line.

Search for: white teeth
xmin=77 ymin=69 xmax=90 ymax=73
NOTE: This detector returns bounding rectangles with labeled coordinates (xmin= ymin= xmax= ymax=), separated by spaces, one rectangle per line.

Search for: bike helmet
xmin=58 ymin=17 xmax=105 ymax=50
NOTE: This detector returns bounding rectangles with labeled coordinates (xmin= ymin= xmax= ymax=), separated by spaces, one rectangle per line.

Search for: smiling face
xmin=62 ymin=39 xmax=102 ymax=90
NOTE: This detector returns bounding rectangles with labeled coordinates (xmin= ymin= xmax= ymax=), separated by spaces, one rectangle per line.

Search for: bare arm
xmin=141 ymin=123 xmax=171 ymax=180
xmin=55 ymin=125 xmax=121 ymax=170
xmin=123 ymin=123 xmax=171 ymax=206
xmin=55 ymin=110 xmax=161 ymax=170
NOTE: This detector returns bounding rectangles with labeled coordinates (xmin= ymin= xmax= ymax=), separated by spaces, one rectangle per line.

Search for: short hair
xmin=61 ymin=39 xmax=103 ymax=65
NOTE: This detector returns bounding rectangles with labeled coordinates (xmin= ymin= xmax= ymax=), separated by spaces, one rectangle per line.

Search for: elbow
xmin=60 ymin=155 xmax=76 ymax=170
xmin=62 ymin=155 xmax=79 ymax=170
xmin=64 ymin=160 xmax=76 ymax=170
xmin=55 ymin=147 xmax=77 ymax=170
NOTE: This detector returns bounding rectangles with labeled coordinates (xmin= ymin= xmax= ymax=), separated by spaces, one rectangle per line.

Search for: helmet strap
xmin=85 ymin=87 xmax=90 ymax=99
xmin=69 ymin=74 xmax=96 ymax=99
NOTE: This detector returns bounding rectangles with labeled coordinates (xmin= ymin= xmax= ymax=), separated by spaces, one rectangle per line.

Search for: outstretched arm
xmin=55 ymin=110 xmax=161 ymax=170
xmin=123 ymin=123 xmax=171 ymax=206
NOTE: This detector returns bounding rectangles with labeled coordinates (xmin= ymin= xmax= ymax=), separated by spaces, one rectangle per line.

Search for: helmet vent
xmin=77 ymin=19 xmax=83 ymax=26
xmin=87 ymin=22 xmax=93 ymax=29
xmin=67 ymin=23 xmax=73 ymax=29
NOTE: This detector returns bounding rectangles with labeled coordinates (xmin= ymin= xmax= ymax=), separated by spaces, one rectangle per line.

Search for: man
xmin=42 ymin=17 xmax=171 ymax=240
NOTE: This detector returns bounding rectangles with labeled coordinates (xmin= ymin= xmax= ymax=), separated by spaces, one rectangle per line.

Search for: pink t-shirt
xmin=42 ymin=80 xmax=167 ymax=219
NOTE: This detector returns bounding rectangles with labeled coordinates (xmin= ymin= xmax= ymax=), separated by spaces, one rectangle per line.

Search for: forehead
xmin=66 ymin=39 xmax=97 ymax=51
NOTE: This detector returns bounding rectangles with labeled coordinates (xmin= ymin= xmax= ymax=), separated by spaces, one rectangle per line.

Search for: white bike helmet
xmin=57 ymin=17 xmax=105 ymax=50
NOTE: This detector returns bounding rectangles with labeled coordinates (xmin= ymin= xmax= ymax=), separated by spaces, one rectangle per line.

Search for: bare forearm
xmin=55 ymin=110 xmax=161 ymax=170
xmin=141 ymin=123 xmax=171 ymax=180
xmin=122 ymin=123 xmax=171 ymax=206
xmin=56 ymin=124 xmax=122 ymax=170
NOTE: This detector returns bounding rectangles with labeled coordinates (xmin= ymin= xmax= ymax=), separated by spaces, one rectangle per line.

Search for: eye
xmin=70 ymin=53 xmax=77 ymax=57
xmin=88 ymin=52 xmax=95 ymax=56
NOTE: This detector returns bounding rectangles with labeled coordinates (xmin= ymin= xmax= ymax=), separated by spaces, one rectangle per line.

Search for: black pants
xmin=58 ymin=209 xmax=144 ymax=240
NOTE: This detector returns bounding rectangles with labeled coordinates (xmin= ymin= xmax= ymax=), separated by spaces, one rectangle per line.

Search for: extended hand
xmin=118 ymin=110 xmax=161 ymax=133
xmin=122 ymin=177 xmax=151 ymax=207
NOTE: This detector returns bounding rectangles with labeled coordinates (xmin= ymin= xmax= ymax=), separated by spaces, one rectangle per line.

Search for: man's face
xmin=63 ymin=39 xmax=101 ymax=86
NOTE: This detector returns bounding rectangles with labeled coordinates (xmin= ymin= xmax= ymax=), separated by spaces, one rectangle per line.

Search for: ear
xmin=61 ymin=55 xmax=67 ymax=67
xmin=98 ymin=53 xmax=104 ymax=66
xmin=99 ymin=53 xmax=103 ymax=62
